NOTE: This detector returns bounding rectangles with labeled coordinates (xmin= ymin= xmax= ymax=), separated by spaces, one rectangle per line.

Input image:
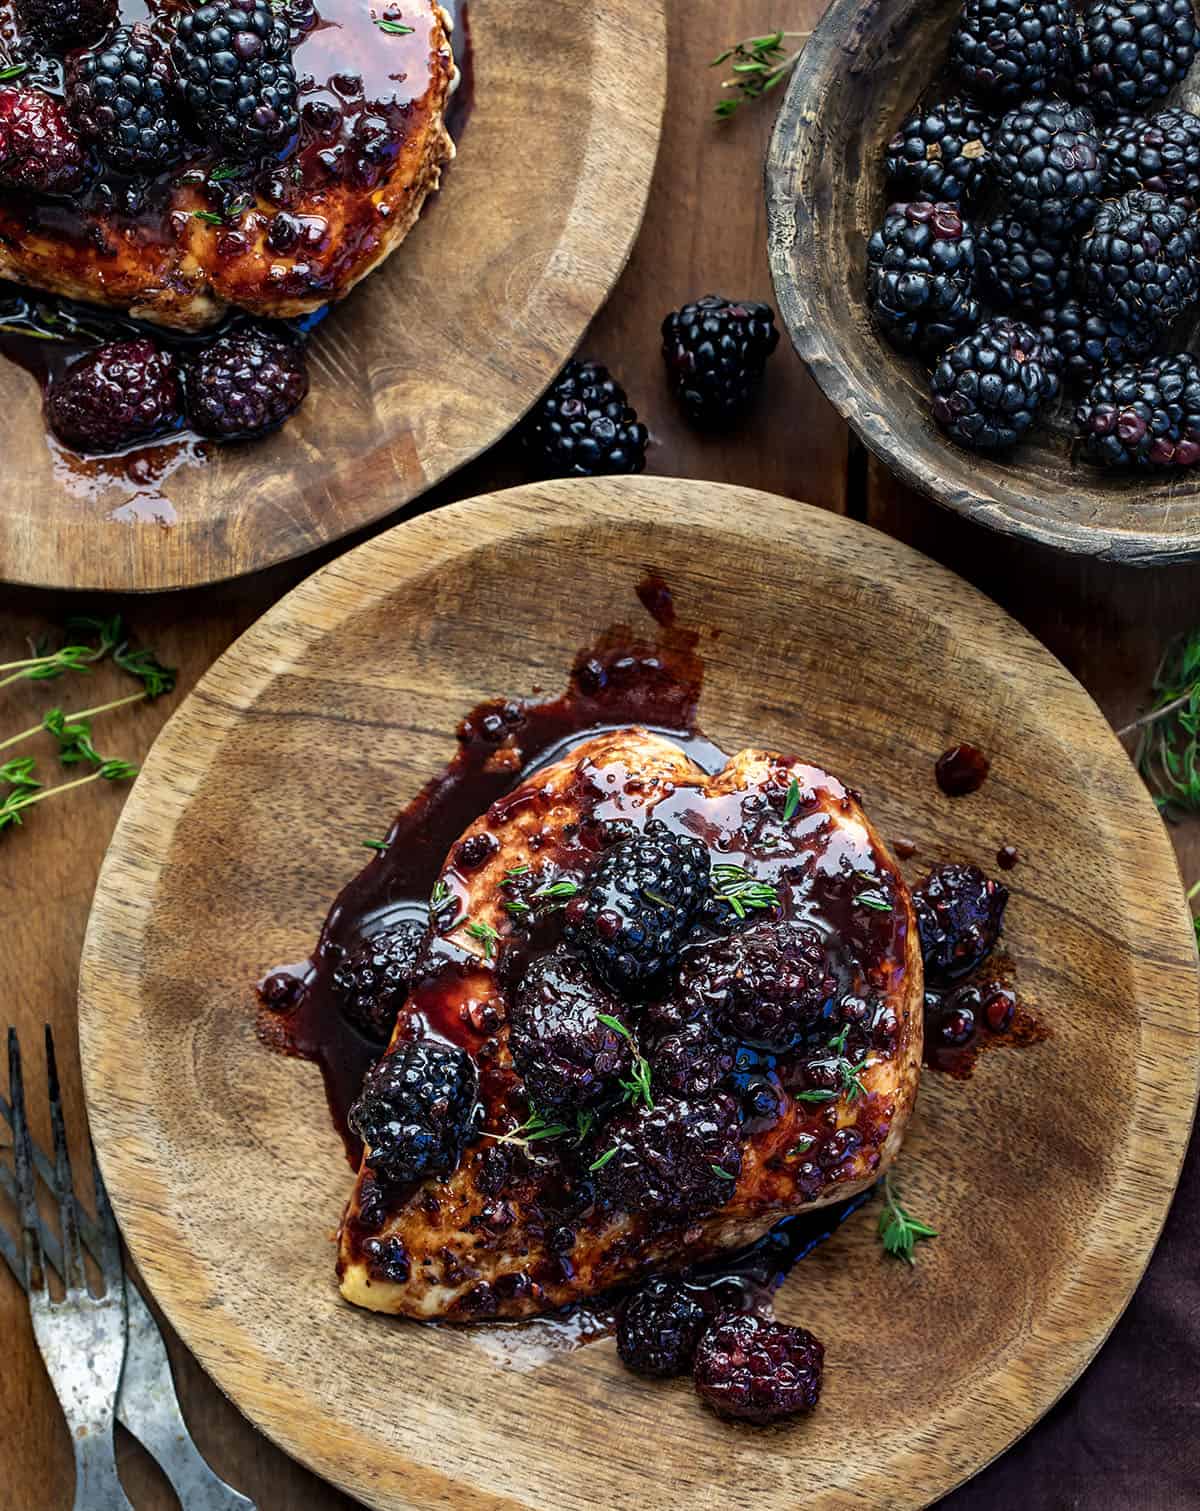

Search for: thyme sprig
xmin=598 ymin=1013 xmax=655 ymax=1109
xmin=710 ymin=863 xmax=780 ymax=919
xmin=877 ymin=1174 xmax=937 ymax=1265
xmin=711 ymin=29 xmax=810 ymax=119
xmin=1120 ymin=629 xmax=1200 ymax=816
xmin=0 ymin=62 xmax=29 ymax=82
xmin=0 ymin=760 xmax=138 ymax=832
xmin=483 ymin=1105 xmax=594 ymax=1149
xmin=465 ymin=918 xmax=499 ymax=959
xmin=795 ymin=1028 xmax=869 ymax=1103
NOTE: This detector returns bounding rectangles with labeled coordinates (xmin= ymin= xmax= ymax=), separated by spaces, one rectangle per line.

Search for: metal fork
xmin=1 ymin=1034 xmax=256 ymax=1511
xmin=10 ymin=1025 xmax=134 ymax=1510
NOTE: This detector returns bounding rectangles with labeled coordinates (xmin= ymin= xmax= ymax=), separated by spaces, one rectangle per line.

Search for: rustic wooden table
xmin=4 ymin=2 xmax=1200 ymax=1506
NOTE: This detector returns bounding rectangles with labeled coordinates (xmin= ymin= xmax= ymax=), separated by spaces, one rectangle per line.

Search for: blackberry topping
xmin=1038 ymin=298 xmax=1156 ymax=384
xmin=649 ymin=1019 xmax=736 ymax=1098
xmin=562 ymin=820 xmax=710 ymax=996
xmin=592 ymin=1093 xmax=742 ymax=1220
xmin=977 ymin=215 xmax=1072 ymax=313
xmin=912 ymin=863 xmax=1009 ymax=983
xmin=991 ymin=97 xmax=1105 ymax=235
xmin=660 ymin=295 xmax=779 ymax=427
xmin=676 ymin=921 xmax=835 ymax=1053
xmin=884 ymin=97 xmax=994 ymax=204
xmin=332 ymin=919 xmax=426 ymax=1043
xmin=170 ymin=1 xmax=299 ymax=153
xmin=866 ymin=201 xmax=978 ymax=355
xmin=522 ymin=359 xmax=649 ymax=478
xmin=1077 ymin=353 xmax=1200 ymax=467
xmin=951 ymin=0 xmax=1077 ymax=104
xmin=183 ymin=329 xmax=309 ymax=439
xmin=1076 ymin=190 xmax=1200 ymax=326
xmin=15 ymin=0 xmax=114 ymax=51
xmin=1103 ymin=109 xmax=1200 ymax=205
xmin=46 ymin=339 xmax=180 ymax=453
xmin=508 ymin=951 xmax=633 ymax=1113
xmin=1074 ymin=0 xmax=1200 ymax=118
xmin=693 ymin=1314 xmax=825 ymax=1424
xmin=347 ymin=1040 xmax=479 ymax=1190
xmin=0 ymin=87 xmax=86 ymax=194
xmin=617 ymin=1278 xmax=708 ymax=1377
xmin=68 ymin=25 xmax=187 ymax=174
xmin=930 ymin=317 xmax=1061 ymax=451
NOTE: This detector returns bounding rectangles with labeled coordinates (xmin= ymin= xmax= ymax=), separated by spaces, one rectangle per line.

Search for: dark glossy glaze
xmin=935 ymin=741 xmax=991 ymax=796
xmin=922 ymin=954 xmax=1047 ymax=1077
xmin=997 ymin=843 xmax=1020 ymax=870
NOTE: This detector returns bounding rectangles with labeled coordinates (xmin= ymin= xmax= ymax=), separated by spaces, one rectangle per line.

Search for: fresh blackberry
xmin=977 ymin=215 xmax=1072 ymax=313
xmin=183 ymin=329 xmax=309 ymax=438
xmin=170 ymin=1 xmax=299 ymax=153
xmin=1076 ymin=190 xmax=1200 ymax=326
xmin=660 ymin=295 xmax=779 ymax=427
xmin=951 ymin=0 xmax=1078 ymax=103
xmin=0 ymin=86 xmax=85 ymax=194
xmin=562 ymin=820 xmax=710 ymax=996
xmin=865 ymin=200 xmax=979 ymax=355
xmin=1038 ymin=297 xmax=1156 ymax=383
xmin=991 ymin=97 xmax=1105 ymax=235
xmin=347 ymin=1040 xmax=478 ymax=1190
xmin=693 ymin=1314 xmax=825 ymax=1424
xmin=68 ymin=25 xmax=187 ymax=173
xmin=591 ymin=1094 xmax=742 ymax=1220
xmin=1077 ymin=352 xmax=1200 ymax=466
xmin=883 ymin=97 xmax=994 ymax=204
xmin=332 ymin=920 xmax=426 ymax=1043
xmin=913 ymin=863 xmax=1010 ymax=983
xmin=676 ymin=921 xmax=835 ymax=1053
xmin=523 ymin=359 xmax=648 ymax=477
xmin=508 ymin=951 xmax=633 ymax=1113
xmin=617 ymin=1278 xmax=709 ymax=1378
xmin=46 ymin=339 xmax=180 ymax=453
xmin=1103 ymin=109 xmax=1200 ymax=205
xmin=931 ymin=317 xmax=1061 ymax=450
xmin=649 ymin=1020 xmax=736 ymax=1098
xmin=15 ymin=0 xmax=114 ymax=50
xmin=1074 ymin=0 xmax=1200 ymax=118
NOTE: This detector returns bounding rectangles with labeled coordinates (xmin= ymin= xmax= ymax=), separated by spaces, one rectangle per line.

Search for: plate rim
xmin=0 ymin=0 xmax=668 ymax=594
xmin=79 ymin=476 xmax=1200 ymax=1508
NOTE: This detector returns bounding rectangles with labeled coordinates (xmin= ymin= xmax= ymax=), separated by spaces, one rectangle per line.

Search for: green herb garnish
xmin=0 ymin=63 xmax=29 ymax=82
xmin=589 ymin=1146 xmax=618 ymax=1173
xmin=877 ymin=1174 xmax=937 ymax=1266
xmin=1122 ymin=629 xmax=1200 ymax=816
xmin=0 ymin=760 xmax=137 ymax=833
xmin=598 ymin=1013 xmax=655 ymax=1109
xmin=711 ymin=29 xmax=810 ymax=119
xmin=192 ymin=210 xmax=226 ymax=226
xmin=482 ymin=1106 xmax=569 ymax=1148
xmin=374 ymin=17 xmax=415 ymax=33
xmin=710 ymin=863 xmax=780 ymax=919
xmin=782 ymin=776 xmax=801 ymax=822
xmin=431 ymin=878 xmax=451 ymax=909
xmin=362 ymin=839 xmax=388 ymax=853
xmin=711 ymin=1164 xmax=736 ymax=1181
xmin=466 ymin=918 xmax=499 ymax=959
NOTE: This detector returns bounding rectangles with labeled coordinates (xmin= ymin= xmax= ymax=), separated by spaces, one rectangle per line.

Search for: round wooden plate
xmin=765 ymin=0 xmax=1200 ymax=565
xmin=0 ymin=0 xmax=666 ymax=593
xmin=79 ymin=478 xmax=1199 ymax=1510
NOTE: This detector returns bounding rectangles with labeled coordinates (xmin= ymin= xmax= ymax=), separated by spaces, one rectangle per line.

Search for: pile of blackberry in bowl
xmin=866 ymin=0 xmax=1200 ymax=469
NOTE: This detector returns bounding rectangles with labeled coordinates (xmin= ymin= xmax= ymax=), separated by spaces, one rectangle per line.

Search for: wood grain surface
xmin=0 ymin=0 xmax=666 ymax=594
xmin=76 ymin=478 xmax=1200 ymax=1511
xmin=766 ymin=0 xmax=1200 ymax=565
xmin=4 ymin=2 xmax=1200 ymax=1506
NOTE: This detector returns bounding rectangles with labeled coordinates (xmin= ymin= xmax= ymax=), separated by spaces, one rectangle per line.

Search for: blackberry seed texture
xmin=46 ymin=338 xmax=180 ymax=453
xmin=1077 ymin=353 xmax=1200 ymax=466
xmin=171 ymin=1 xmax=299 ymax=153
xmin=977 ymin=215 xmax=1072 ymax=313
xmin=508 ymin=950 xmax=634 ymax=1113
xmin=930 ymin=318 xmax=1061 ymax=451
xmin=1074 ymin=0 xmax=1200 ymax=118
xmin=693 ymin=1314 xmax=825 ymax=1424
xmin=1038 ymin=297 xmax=1156 ymax=384
xmin=592 ymin=1093 xmax=743 ymax=1220
xmin=660 ymin=295 xmax=780 ymax=427
xmin=563 ymin=820 xmax=710 ymax=995
xmin=184 ymin=329 xmax=310 ymax=439
xmin=68 ymin=25 xmax=187 ymax=173
xmin=951 ymin=0 xmax=1077 ymax=103
xmin=865 ymin=200 xmax=979 ymax=354
xmin=347 ymin=1040 xmax=479 ymax=1190
xmin=0 ymin=86 xmax=86 ymax=194
xmin=1103 ymin=108 xmax=1200 ymax=204
xmin=1076 ymin=189 xmax=1200 ymax=326
xmin=617 ymin=1278 xmax=709 ymax=1378
xmin=332 ymin=919 xmax=427 ymax=1043
xmin=912 ymin=863 xmax=1010 ymax=982
xmin=15 ymin=0 xmax=114 ymax=50
xmin=649 ymin=1020 xmax=737 ymax=1098
xmin=523 ymin=359 xmax=649 ymax=478
xmin=991 ymin=97 xmax=1105 ymax=235
xmin=884 ymin=97 xmax=994 ymax=204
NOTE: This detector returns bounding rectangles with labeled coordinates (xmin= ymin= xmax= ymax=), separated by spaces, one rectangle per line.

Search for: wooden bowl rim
xmin=78 ymin=477 xmax=1200 ymax=1508
xmin=764 ymin=0 xmax=1200 ymax=566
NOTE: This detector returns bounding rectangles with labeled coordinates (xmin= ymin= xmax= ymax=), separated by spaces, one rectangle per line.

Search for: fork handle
xmin=71 ymin=1428 xmax=136 ymax=1511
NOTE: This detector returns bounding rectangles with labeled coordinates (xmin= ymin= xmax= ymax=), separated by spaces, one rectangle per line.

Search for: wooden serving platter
xmin=0 ymin=0 xmax=666 ymax=592
xmin=79 ymin=478 xmax=1200 ymax=1509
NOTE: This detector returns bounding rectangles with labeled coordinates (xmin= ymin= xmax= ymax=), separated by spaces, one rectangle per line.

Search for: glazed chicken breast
xmin=337 ymin=728 xmax=923 ymax=1321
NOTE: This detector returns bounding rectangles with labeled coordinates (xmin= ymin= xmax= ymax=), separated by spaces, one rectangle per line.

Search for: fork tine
xmin=88 ymin=1142 xmax=122 ymax=1285
xmin=8 ymin=1029 xmax=47 ymax=1297
xmin=44 ymin=1026 xmax=87 ymax=1296
xmin=1 ymin=1089 xmax=104 ymax=1257
xmin=0 ymin=1158 xmax=70 ymax=1281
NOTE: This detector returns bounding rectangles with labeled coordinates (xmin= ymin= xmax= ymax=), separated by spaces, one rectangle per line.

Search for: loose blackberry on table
xmin=617 ymin=1277 xmax=710 ymax=1378
xmin=1077 ymin=353 xmax=1200 ymax=466
xmin=865 ymin=200 xmax=978 ymax=354
xmin=930 ymin=318 xmax=1061 ymax=452
xmin=523 ymin=359 xmax=649 ymax=478
xmin=660 ymin=295 xmax=780 ymax=428
xmin=693 ymin=1313 xmax=825 ymax=1424
xmin=46 ymin=338 xmax=181 ymax=453
xmin=884 ymin=97 xmax=994 ymax=204
xmin=951 ymin=0 xmax=1078 ymax=103
xmin=183 ymin=328 xmax=310 ymax=440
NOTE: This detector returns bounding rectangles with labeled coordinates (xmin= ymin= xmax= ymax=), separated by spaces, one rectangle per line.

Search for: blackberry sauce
xmin=935 ymin=742 xmax=991 ymax=796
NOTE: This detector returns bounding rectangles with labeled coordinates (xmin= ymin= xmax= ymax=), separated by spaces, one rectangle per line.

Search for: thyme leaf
xmin=877 ymin=1174 xmax=937 ymax=1265
xmin=1121 ymin=629 xmax=1200 ymax=817
xmin=782 ymin=776 xmax=801 ymax=822
xmin=711 ymin=29 xmax=810 ymax=119
xmin=466 ymin=918 xmax=499 ymax=960
xmin=710 ymin=863 xmax=780 ymax=919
